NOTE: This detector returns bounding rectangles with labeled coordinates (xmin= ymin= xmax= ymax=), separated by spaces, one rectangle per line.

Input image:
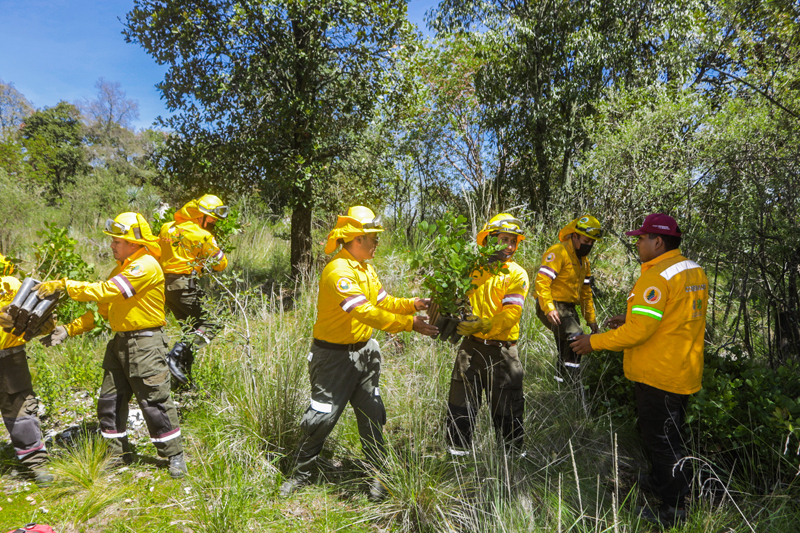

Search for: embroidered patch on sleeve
xmin=545 ymin=252 xmax=555 ymax=262
xmin=336 ymin=278 xmax=352 ymax=293
xmin=643 ymin=286 xmax=662 ymax=304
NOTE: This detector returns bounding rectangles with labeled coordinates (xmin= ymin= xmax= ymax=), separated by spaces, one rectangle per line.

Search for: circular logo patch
xmin=545 ymin=252 xmax=555 ymax=262
xmin=336 ymin=278 xmax=352 ymax=293
xmin=643 ymin=286 xmax=662 ymax=304
xmin=579 ymin=216 xmax=589 ymax=224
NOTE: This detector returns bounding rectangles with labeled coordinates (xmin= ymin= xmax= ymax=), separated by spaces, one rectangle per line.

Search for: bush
xmin=688 ymin=349 xmax=800 ymax=489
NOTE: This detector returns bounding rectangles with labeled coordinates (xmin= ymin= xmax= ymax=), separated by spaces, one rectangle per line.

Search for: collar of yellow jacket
xmin=333 ymin=246 xmax=368 ymax=269
xmin=641 ymin=248 xmax=682 ymax=273
xmin=117 ymin=246 xmax=150 ymax=269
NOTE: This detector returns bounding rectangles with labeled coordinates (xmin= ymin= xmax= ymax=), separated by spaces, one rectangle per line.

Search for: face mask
xmin=575 ymin=242 xmax=593 ymax=257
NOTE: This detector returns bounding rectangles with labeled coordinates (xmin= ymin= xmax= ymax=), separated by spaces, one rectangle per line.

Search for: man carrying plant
xmin=158 ymin=194 xmax=229 ymax=385
xmin=37 ymin=213 xmax=187 ymax=479
xmin=0 ymin=254 xmax=54 ymax=486
xmin=280 ymin=206 xmax=438 ymax=500
xmin=448 ymin=213 xmax=529 ymax=453
xmin=534 ymin=215 xmax=602 ymax=383
xmin=570 ymin=213 xmax=708 ymax=527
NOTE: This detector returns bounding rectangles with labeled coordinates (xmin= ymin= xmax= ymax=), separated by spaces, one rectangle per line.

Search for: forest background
xmin=1 ymin=0 xmax=800 ymax=531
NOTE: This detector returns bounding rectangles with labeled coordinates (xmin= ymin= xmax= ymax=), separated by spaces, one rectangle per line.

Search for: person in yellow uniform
xmin=571 ymin=213 xmax=708 ymax=527
xmin=0 ymin=254 xmax=54 ymax=485
xmin=37 ymin=213 xmax=187 ymax=478
xmin=534 ymin=215 xmax=602 ymax=383
xmin=158 ymin=194 xmax=229 ymax=384
xmin=447 ymin=214 xmax=529 ymax=453
xmin=280 ymin=206 xmax=438 ymax=499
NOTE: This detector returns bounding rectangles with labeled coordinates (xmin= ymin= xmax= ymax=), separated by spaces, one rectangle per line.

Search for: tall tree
xmin=124 ymin=0 xmax=415 ymax=275
xmin=430 ymin=0 xmax=702 ymax=215
xmin=0 ymin=79 xmax=33 ymax=141
xmin=20 ymin=101 xmax=89 ymax=201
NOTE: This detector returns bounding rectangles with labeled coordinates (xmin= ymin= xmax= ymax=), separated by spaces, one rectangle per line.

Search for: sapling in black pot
xmin=408 ymin=213 xmax=508 ymax=343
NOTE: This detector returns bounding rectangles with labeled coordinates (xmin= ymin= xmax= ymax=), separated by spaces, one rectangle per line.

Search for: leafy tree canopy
xmin=124 ymin=0 xmax=416 ymax=274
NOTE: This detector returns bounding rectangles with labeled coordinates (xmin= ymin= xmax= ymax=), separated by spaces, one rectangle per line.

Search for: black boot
xmin=167 ymin=342 xmax=190 ymax=384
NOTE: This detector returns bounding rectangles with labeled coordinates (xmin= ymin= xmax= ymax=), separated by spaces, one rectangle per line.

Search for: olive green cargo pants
xmin=536 ymin=300 xmax=584 ymax=380
xmin=446 ymin=337 xmax=525 ymax=450
xmin=0 ymin=348 xmax=47 ymax=468
xmin=97 ymin=329 xmax=182 ymax=458
xmin=291 ymin=338 xmax=386 ymax=480
xmin=164 ymin=274 xmax=218 ymax=345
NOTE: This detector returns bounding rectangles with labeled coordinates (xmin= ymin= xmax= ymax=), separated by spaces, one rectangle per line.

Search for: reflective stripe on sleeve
xmin=213 ymin=249 xmax=224 ymax=261
xmin=538 ymin=266 xmax=557 ymax=280
xmin=502 ymin=293 xmax=525 ymax=307
xmin=340 ymin=294 xmax=368 ymax=312
xmin=377 ymin=289 xmax=388 ymax=303
xmin=110 ymin=274 xmax=136 ymax=299
xmin=151 ymin=428 xmax=181 ymax=443
xmin=310 ymin=400 xmax=333 ymax=413
xmin=631 ymin=305 xmax=663 ymax=320
xmin=661 ymin=260 xmax=701 ymax=281
xmin=584 ymin=277 xmax=591 ymax=285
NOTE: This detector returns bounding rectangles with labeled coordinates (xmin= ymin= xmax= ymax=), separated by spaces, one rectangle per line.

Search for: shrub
xmin=407 ymin=213 xmax=506 ymax=316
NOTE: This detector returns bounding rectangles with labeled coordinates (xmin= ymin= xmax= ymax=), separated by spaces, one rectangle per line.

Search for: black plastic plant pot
xmin=434 ymin=315 xmax=463 ymax=344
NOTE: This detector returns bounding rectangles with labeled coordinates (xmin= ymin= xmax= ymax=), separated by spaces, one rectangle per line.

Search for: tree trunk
xmin=290 ymin=187 xmax=313 ymax=279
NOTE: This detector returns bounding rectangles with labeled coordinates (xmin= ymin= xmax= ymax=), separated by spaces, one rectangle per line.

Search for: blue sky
xmin=0 ymin=0 xmax=437 ymax=131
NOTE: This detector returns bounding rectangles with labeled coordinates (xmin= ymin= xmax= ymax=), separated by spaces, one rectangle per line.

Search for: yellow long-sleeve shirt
xmin=312 ymin=248 xmax=416 ymax=344
xmin=159 ymin=220 xmax=228 ymax=275
xmin=469 ymin=260 xmax=529 ymax=342
xmin=590 ymin=249 xmax=708 ymax=395
xmin=534 ymin=240 xmax=596 ymax=324
xmin=64 ymin=248 xmax=166 ymax=335
xmin=1 ymin=276 xmax=25 ymax=351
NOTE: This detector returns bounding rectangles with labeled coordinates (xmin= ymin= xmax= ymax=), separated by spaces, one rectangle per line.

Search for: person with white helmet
xmin=158 ymin=194 xmax=229 ymax=385
xmin=280 ymin=206 xmax=438 ymax=500
xmin=0 ymin=254 xmax=55 ymax=485
xmin=534 ymin=215 xmax=602 ymax=383
xmin=447 ymin=213 xmax=529 ymax=453
xmin=36 ymin=213 xmax=187 ymax=478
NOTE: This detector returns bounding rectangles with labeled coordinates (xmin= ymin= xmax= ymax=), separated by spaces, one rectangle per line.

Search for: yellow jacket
xmin=313 ymin=248 xmax=416 ymax=344
xmin=1 ymin=276 xmax=25 ymax=351
xmin=64 ymin=248 xmax=166 ymax=335
xmin=590 ymin=249 xmax=708 ymax=395
xmin=535 ymin=239 xmax=596 ymax=324
xmin=158 ymin=203 xmax=227 ymax=275
xmin=469 ymin=261 xmax=529 ymax=342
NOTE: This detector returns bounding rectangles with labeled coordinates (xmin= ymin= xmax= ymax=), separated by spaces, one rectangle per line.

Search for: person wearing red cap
xmin=570 ymin=213 xmax=708 ymax=527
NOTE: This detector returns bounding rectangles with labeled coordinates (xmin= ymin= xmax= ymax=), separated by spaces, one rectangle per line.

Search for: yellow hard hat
xmin=0 ymin=253 xmax=13 ymax=276
xmin=196 ymin=194 xmax=229 ymax=220
xmin=324 ymin=206 xmax=384 ymax=254
xmin=476 ymin=213 xmax=526 ymax=246
xmin=558 ymin=215 xmax=603 ymax=242
xmin=103 ymin=212 xmax=161 ymax=259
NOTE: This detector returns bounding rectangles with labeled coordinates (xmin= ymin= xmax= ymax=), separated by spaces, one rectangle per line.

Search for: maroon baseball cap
xmin=625 ymin=213 xmax=683 ymax=237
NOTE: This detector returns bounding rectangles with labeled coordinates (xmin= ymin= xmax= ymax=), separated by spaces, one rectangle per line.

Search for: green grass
xmin=3 ymin=217 xmax=800 ymax=532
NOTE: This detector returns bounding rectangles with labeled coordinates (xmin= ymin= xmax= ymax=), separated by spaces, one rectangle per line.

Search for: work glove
xmin=40 ymin=325 xmax=68 ymax=347
xmin=0 ymin=304 xmax=12 ymax=330
xmin=456 ymin=315 xmax=493 ymax=336
xmin=35 ymin=279 xmax=66 ymax=298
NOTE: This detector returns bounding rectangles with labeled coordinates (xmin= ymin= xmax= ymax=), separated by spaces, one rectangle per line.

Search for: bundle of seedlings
xmin=409 ymin=214 xmax=508 ymax=344
xmin=4 ymin=277 xmax=61 ymax=340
